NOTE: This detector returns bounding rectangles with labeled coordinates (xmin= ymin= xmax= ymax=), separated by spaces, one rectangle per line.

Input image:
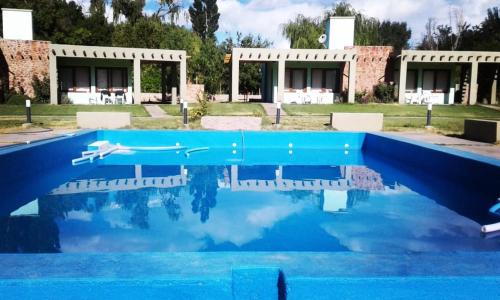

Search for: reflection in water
xmin=1 ymin=163 xmax=499 ymax=253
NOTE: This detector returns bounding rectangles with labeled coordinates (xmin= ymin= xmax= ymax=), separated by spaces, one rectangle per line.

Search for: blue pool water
xmin=2 ymin=130 xmax=500 ymax=299
xmin=1 ymin=131 xmax=499 ymax=254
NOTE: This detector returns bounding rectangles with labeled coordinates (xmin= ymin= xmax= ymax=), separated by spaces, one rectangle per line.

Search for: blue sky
xmin=79 ymin=0 xmax=498 ymax=48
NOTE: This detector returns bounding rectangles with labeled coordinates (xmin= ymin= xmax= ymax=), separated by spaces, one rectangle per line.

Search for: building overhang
xmin=232 ymin=47 xmax=357 ymax=63
xmin=400 ymin=50 xmax=500 ymax=64
xmin=50 ymin=44 xmax=186 ymax=62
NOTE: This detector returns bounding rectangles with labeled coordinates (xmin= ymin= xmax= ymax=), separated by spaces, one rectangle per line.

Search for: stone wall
xmin=354 ymin=46 xmax=394 ymax=93
xmin=186 ymin=83 xmax=204 ymax=102
xmin=0 ymin=39 xmax=50 ymax=98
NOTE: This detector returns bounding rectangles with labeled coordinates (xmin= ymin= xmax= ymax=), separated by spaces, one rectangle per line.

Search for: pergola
xmin=398 ymin=50 xmax=500 ymax=105
xmin=231 ymin=47 xmax=357 ymax=103
xmin=49 ymin=44 xmax=187 ymax=104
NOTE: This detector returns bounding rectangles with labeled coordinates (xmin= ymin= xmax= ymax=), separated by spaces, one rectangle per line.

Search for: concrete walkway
xmin=201 ymin=116 xmax=262 ymax=130
xmin=143 ymin=104 xmax=167 ymax=118
xmin=389 ymin=131 xmax=500 ymax=159
xmin=261 ymin=103 xmax=287 ymax=116
xmin=0 ymin=128 xmax=76 ymax=147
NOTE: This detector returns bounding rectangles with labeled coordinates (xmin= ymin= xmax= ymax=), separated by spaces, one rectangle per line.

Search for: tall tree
xmin=281 ymin=15 xmax=323 ymax=49
xmin=111 ymin=0 xmax=145 ymax=24
xmin=188 ymin=0 xmax=220 ymax=41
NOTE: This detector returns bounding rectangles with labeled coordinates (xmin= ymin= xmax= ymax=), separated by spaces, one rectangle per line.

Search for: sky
xmin=75 ymin=0 xmax=498 ymax=48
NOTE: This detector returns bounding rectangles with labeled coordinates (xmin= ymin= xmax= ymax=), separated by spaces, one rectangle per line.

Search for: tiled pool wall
xmin=1 ymin=130 xmax=500 ymax=300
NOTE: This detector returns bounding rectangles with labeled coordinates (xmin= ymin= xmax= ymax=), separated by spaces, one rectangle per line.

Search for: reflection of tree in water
xmin=282 ymin=189 xmax=317 ymax=203
xmin=159 ymin=187 xmax=182 ymax=221
xmin=115 ymin=189 xmax=151 ymax=229
xmin=189 ymin=166 xmax=221 ymax=223
xmin=38 ymin=192 xmax=108 ymax=220
xmin=347 ymin=189 xmax=370 ymax=208
xmin=0 ymin=216 xmax=60 ymax=253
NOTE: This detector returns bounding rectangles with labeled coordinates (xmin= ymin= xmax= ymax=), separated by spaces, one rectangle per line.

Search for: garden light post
xmin=425 ymin=102 xmax=432 ymax=129
xmin=25 ymin=99 xmax=32 ymax=124
xmin=276 ymin=102 xmax=281 ymax=127
xmin=183 ymin=101 xmax=188 ymax=127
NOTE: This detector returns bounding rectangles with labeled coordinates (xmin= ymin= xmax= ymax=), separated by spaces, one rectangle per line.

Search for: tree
xmin=379 ymin=21 xmax=412 ymax=53
xmin=191 ymin=40 xmax=224 ymax=94
xmin=281 ymin=15 xmax=323 ymax=49
xmin=188 ymin=0 xmax=220 ymax=41
xmin=153 ymin=0 xmax=182 ymax=24
xmin=111 ymin=0 xmax=145 ymax=24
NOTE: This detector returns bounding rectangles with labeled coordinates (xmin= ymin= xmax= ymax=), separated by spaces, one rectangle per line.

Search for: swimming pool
xmin=1 ymin=130 xmax=500 ymax=299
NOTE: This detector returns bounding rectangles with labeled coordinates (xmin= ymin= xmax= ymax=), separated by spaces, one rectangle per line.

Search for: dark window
xmin=96 ymin=68 xmax=128 ymax=92
xmin=285 ymin=68 xmax=307 ymax=90
xmin=423 ymin=70 xmax=450 ymax=93
xmin=406 ymin=70 xmax=418 ymax=92
xmin=311 ymin=68 xmax=340 ymax=92
xmin=59 ymin=67 xmax=90 ymax=92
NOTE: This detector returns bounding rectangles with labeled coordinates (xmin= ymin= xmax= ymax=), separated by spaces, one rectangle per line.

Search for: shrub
xmin=6 ymin=93 xmax=30 ymax=105
xmin=355 ymin=91 xmax=375 ymax=104
xmin=189 ymin=93 xmax=208 ymax=121
xmin=373 ymin=82 xmax=396 ymax=103
xmin=32 ymin=75 xmax=50 ymax=103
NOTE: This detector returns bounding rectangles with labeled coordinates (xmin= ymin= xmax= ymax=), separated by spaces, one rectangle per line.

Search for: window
xmin=406 ymin=70 xmax=418 ymax=92
xmin=423 ymin=70 xmax=450 ymax=93
xmin=311 ymin=69 xmax=340 ymax=92
xmin=96 ymin=68 xmax=128 ymax=92
xmin=59 ymin=67 xmax=90 ymax=92
xmin=285 ymin=68 xmax=306 ymax=90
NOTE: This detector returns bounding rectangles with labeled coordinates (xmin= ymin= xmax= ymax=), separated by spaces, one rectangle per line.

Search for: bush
xmin=373 ymin=82 xmax=396 ymax=103
xmin=189 ymin=93 xmax=208 ymax=121
xmin=6 ymin=91 xmax=31 ymax=105
xmin=355 ymin=91 xmax=375 ymax=104
xmin=32 ymin=75 xmax=50 ymax=103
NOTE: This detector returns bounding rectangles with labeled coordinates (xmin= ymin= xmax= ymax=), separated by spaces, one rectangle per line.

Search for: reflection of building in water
xmin=229 ymin=165 xmax=384 ymax=192
xmin=50 ymin=165 xmax=187 ymax=195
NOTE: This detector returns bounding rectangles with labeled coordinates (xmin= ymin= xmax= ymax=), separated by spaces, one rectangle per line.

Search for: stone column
xmin=231 ymin=54 xmax=239 ymax=102
xmin=161 ymin=63 xmax=167 ymax=102
xmin=179 ymin=56 xmax=187 ymax=101
xmin=347 ymin=59 xmax=356 ymax=103
xmin=133 ymin=58 xmax=141 ymax=104
xmin=398 ymin=59 xmax=408 ymax=104
xmin=469 ymin=62 xmax=479 ymax=105
xmin=491 ymin=67 xmax=498 ymax=105
xmin=277 ymin=59 xmax=285 ymax=103
xmin=49 ymin=54 xmax=58 ymax=105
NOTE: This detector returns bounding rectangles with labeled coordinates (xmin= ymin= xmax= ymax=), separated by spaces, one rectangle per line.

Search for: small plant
xmin=60 ymin=93 xmax=73 ymax=104
xmin=6 ymin=90 xmax=31 ymax=105
xmin=189 ymin=93 xmax=209 ymax=121
xmin=32 ymin=75 xmax=50 ymax=103
xmin=373 ymin=82 xmax=396 ymax=103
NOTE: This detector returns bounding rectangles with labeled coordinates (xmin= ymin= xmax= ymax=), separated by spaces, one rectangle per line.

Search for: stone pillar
xmin=491 ymin=67 xmax=498 ymax=105
xmin=135 ymin=165 xmax=142 ymax=179
xmin=90 ymin=65 xmax=96 ymax=95
xmin=133 ymin=58 xmax=141 ymax=104
xmin=347 ymin=60 xmax=356 ymax=104
xmin=49 ymin=54 xmax=58 ymax=104
xmin=179 ymin=57 xmax=187 ymax=101
xmin=231 ymin=55 xmax=239 ymax=102
xmin=230 ymin=165 xmax=238 ymax=191
xmin=469 ymin=62 xmax=478 ymax=105
xmin=277 ymin=59 xmax=285 ymax=103
xmin=398 ymin=59 xmax=407 ymax=104
xmin=161 ymin=63 xmax=167 ymax=103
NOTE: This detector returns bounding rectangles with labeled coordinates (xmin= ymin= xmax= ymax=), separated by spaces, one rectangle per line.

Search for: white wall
xmin=2 ymin=8 xmax=33 ymax=40
xmin=326 ymin=17 xmax=355 ymax=50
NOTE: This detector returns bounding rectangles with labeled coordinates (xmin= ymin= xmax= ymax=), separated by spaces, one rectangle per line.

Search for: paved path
xmin=389 ymin=131 xmax=500 ymax=160
xmin=0 ymin=128 xmax=76 ymax=147
xmin=143 ymin=104 xmax=167 ymax=118
xmin=201 ymin=116 xmax=262 ymax=130
xmin=261 ymin=103 xmax=287 ymax=116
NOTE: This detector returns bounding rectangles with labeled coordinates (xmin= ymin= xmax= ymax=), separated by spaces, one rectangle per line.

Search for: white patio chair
xmin=100 ymin=91 xmax=113 ymax=105
xmin=115 ymin=91 xmax=126 ymax=104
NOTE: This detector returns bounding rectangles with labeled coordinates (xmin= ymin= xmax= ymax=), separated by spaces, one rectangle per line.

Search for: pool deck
xmin=0 ymin=129 xmax=499 ymax=159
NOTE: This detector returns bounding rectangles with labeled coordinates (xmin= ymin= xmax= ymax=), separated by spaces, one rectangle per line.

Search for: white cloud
xmin=217 ymin=0 xmax=327 ymax=48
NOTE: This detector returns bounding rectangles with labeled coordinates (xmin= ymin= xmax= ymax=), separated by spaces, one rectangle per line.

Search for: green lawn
xmin=160 ymin=103 xmax=265 ymax=116
xmin=282 ymin=103 xmax=500 ymax=119
xmin=0 ymin=104 xmax=149 ymax=117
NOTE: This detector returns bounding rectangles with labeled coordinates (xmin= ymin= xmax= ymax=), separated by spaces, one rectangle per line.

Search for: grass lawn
xmin=0 ymin=104 xmax=150 ymax=117
xmin=160 ymin=103 xmax=265 ymax=116
xmin=282 ymin=103 xmax=500 ymax=119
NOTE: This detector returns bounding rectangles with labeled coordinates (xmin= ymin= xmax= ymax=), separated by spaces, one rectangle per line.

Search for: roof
xmin=401 ymin=50 xmax=500 ymax=63
xmin=50 ymin=44 xmax=186 ymax=62
xmin=232 ymin=47 xmax=357 ymax=62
